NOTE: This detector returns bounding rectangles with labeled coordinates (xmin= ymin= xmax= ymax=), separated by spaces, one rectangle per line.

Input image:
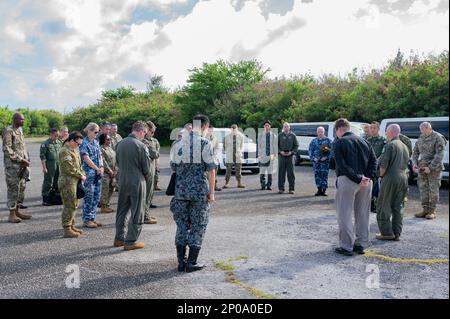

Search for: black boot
xmin=321 ymin=188 xmax=328 ymax=196
xmin=186 ymin=246 xmax=205 ymax=273
xmin=42 ymin=196 xmax=51 ymax=206
xmin=176 ymin=245 xmax=187 ymax=272
xmin=315 ymin=188 xmax=322 ymax=196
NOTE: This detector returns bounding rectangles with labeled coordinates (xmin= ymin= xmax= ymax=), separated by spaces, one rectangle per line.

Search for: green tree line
xmin=1 ymin=50 xmax=448 ymax=144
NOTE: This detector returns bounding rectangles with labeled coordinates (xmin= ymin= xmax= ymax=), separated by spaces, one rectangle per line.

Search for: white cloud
xmin=0 ymin=0 xmax=448 ymax=111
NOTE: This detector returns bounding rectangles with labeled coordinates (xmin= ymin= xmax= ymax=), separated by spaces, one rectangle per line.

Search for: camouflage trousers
xmin=4 ymin=164 xmax=26 ymax=210
xmin=418 ymin=170 xmax=442 ymax=210
xmin=100 ymin=175 xmax=115 ymax=207
xmin=313 ymin=161 xmax=329 ymax=189
xmin=59 ymin=177 xmax=79 ymax=228
xmin=82 ymin=171 xmax=102 ymax=222
xmin=170 ymin=198 xmax=210 ymax=248
xmin=225 ymin=163 xmax=242 ymax=183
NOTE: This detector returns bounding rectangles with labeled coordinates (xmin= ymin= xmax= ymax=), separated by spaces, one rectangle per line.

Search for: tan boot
xmin=425 ymin=209 xmax=436 ymax=220
xmin=100 ymin=205 xmax=114 ymax=213
xmin=223 ymin=182 xmax=230 ymax=189
xmin=124 ymin=242 xmax=145 ymax=251
xmin=63 ymin=227 xmax=79 ymax=238
xmin=376 ymin=233 xmax=395 ymax=240
xmin=8 ymin=209 xmax=21 ymax=223
xmin=71 ymin=225 xmax=84 ymax=234
xmin=414 ymin=208 xmax=428 ymax=218
xmin=16 ymin=208 xmax=31 ymax=220
xmin=237 ymin=181 xmax=245 ymax=188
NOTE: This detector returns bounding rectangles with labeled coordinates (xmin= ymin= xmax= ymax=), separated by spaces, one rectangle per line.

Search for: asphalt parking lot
xmin=0 ymin=142 xmax=448 ymax=299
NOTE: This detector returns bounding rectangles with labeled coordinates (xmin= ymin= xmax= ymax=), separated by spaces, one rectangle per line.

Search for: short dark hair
xmin=193 ymin=114 xmax=210 ymax=128
xmin=132 ymin=121 xmax=149 ymax=132
xmin=334 ymin=118 xmax=351 ymax=131
xmin=230 ymin=124 xmax=238 ymax=129
xmin=263 ymin=120 xmax=272 ymax=126
xmin=371 ymin=121 xmax=380 ymax=128
xmin=64 ymin=131 xmax=83 ymax=144
xmin=98 ymin=133 xmax=111 ymax=146
xmin=50 ymin=128 xmax=58 ymax=134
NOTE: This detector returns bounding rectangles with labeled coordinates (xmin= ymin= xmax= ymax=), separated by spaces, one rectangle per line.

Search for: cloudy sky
xmin=0 ymin=0 xmax=448 ymax=113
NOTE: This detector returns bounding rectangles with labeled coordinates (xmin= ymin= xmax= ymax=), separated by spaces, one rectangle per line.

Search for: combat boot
xmin=186 ymin=247 xmax=205 ymax=273
xmin=71 ymin=224 xmax=84 ymax=234
xmin=63 ymin=227 xmax=79 ymax=238
xmin=321 ymin=188 xmax=328 ymax=196
xmin=16 ymin=208 xmax=31 ymax=220
xmin=176 ymin=245 xmax=187 ymax=272
xmin=237 ymin=181 xmax=245 ymax=188
xmin=100 ymin=205 xmax=114 ymax=213
xmin=315 ymin=188 xmax=322 ymax=196
xmin=425 ymin=209 xmax=436 ymax=220
xmin=223 ymin=182 xmax=230 ymax=189
xmin=42 ymin=196 xmax=51 ymax=206
xmin=414 ymin=208 xmax=429 ymax=218
xmin=8 ymin=209 xmax=21 ymax=223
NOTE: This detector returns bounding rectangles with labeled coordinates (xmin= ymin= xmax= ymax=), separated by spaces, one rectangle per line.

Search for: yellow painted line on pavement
xmin=364 ymin=250 xmax=449 ymax=265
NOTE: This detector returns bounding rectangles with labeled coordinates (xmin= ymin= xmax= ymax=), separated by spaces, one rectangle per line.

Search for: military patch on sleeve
xmin=438 ymin=145 xmax=444 ymax=152
xmin=63 ymin=156 xmax=71 ymax=162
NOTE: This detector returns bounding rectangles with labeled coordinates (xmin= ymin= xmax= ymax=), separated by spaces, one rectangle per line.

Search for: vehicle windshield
xmin=213 ymin=130 xmax=254 ymax=143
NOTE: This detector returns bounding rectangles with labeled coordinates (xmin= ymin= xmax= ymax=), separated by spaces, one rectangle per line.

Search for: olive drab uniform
xmin=224 ymin=132 xmax=244 ymax=185
xmin=367 ymin=135 xmax=387 ymax=211
xmin=100 ymin=145 xmax=117 ymax=210
xmin=412 ymin=131 xmax=446 ymax=216
xmin=144 ymin=136 xmax=160 ymax=221
xmin=399 ymin=134 xmax=413 ymax=158
xmin=376 ymin=137 xmax=410 ymax=237
xmin=58 ymin=145 xmax=84 ymax=228
xmin=278 ymin=131 xmax=299 ymax=192
xmin=208 ymin=133 xmax=221 ymax=189
xmin=40 ymin=138 xmax=61 ymax=201
xmin=115 ymin=133 xmax=151 ymax=245
xmin=153 ymin=138 xmax=161 ymax=189
xmin=2 ymin=125 xmax=29 ymax=211
xmin=110 ymin=133 xmax=123 ymax=151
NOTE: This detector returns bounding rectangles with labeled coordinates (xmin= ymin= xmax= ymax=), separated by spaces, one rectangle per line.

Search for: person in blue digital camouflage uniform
xmin=308 ymin=126 xmax=332 ymax=196
xmin=170 ymin=114 xmax=216 ymax=272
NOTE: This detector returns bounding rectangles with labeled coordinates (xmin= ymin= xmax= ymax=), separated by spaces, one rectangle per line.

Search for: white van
xmin=213 ymin=128 xmax=260 ymax=174
xmin=379 ymin=117 xmax=449 ymax=183
xmin=290 ymin=122 xmax=368 ymax=165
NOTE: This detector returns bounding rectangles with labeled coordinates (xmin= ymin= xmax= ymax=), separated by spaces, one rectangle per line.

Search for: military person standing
xmin=110 ymin=124 xmax=123 ymax=151
xmin=2 ymin=112 xmax=31 ymax=223
xmin=223 ymin=124 xmax=245 ymax=189
xmin=40 ymin=128 xmax=62 ymax=206
xmin=114 ymin=121 xmax=151 ymax=250
xmin=258 ymin=120 xmax=277 ymax=191
xmin=170 ymin=114 xmax=216 ymax=272
xmin=153 ymin=137 xmax=162 ymax=191
xmin=59 ymin=132 xmax=86 ymax=238
xmin=99 ymin=134 xmax=117 ymax=214
xmin=412 ymin=122 xmax=446 ymax=220
xmin=399 ymin=133 xmax=413 ymax=157
xmin=308 ymin=126 xmax=332 ymax=196
xmin=363 ymin=124 xmax=371 ymax=140
xmin=278 ymin=122 xmax=299 ymax=194
xmin=367 ymin=121 xmax=387 ymax=212
xmin=59 ymin=127 xmax=69 ymax=145
xmin=375 ymin=124 xmax=410 ymax=241
xmin=143 ymin=121 xmax=159 ymax=224
xmin=207 ymin=125 xmax=222 ymax=191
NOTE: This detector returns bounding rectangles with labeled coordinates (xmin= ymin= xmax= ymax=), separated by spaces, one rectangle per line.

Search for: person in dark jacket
xmin=333 ymin=118 xmax=377 ymax=256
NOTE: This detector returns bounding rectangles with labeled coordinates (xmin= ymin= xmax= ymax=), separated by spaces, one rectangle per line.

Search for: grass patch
xmin=214 ymin=256 xmax=279 ymax=299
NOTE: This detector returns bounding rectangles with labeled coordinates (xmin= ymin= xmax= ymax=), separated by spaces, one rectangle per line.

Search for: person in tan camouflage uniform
xmin=412 ymin=122 xmax=446 ymax=220
xmin=59 ymin=132 xmax=86 ymax=238
xmin=2 ymin=112 xmax=31 ymax=223
xmin=99 ymin=134 xmax=117 ymax=214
